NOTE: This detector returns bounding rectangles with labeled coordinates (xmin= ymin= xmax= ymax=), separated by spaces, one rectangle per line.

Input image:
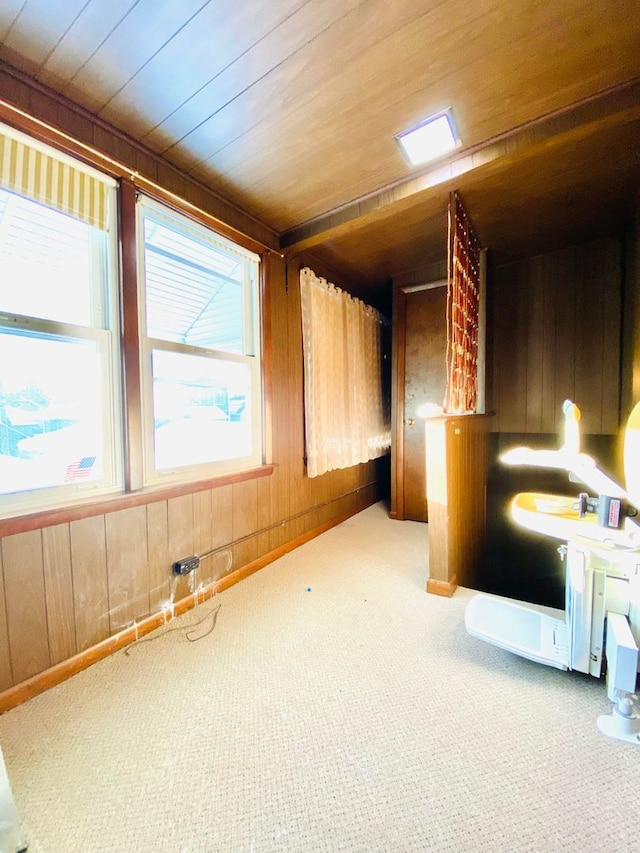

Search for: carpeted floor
xmin=0 ymin=502 xmax=638 ymax=852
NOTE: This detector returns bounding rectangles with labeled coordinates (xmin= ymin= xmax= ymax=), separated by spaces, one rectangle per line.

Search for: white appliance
xmin=464 ymin=400 xmax=640 ymax=744
xmin=0 ymin=744 xmax=27 ymax=853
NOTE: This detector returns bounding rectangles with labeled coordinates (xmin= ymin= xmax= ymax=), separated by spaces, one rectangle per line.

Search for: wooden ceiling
xmin=1 ymin=0 xmax=640 ymax=294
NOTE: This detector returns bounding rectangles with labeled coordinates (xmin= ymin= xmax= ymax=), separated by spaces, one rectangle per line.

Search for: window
xmin=137 ymin=196 xmax=262 ymax=484
xmin=0 ymin=121 xmax=266 ymax=520
xmin=0 ymin=124 xmax=120 ymax=517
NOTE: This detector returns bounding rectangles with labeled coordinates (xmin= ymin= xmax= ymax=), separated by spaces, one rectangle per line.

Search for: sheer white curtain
xmin=299 ymin=267 xmax=390 ymax=478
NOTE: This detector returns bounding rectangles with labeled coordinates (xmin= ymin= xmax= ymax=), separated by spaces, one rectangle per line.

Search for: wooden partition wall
xmin=424 ymin=414 xmax=491 ymax=596
xmin=476 ymin=235 xmax=625 ymax=606
xmin=622 ymin=201 xmax=640 ymax=429
xmin=490 ymin=237 xmax=621 ymax=436
xmin=0 ymin=69 xmax=388 ymax=712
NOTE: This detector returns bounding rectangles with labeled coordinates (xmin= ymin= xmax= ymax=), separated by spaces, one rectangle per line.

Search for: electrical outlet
xmin=173 ymin=555 xmax=200 ymax=575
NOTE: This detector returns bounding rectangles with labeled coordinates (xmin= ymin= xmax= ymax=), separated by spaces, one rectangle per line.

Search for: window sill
xmin=0 ymin=464 xmax=275 ymax=537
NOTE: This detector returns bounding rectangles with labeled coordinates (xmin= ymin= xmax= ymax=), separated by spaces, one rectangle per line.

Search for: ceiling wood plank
xmin=146 ymin=0 xmax=372 ymax=159
xmin=36 ymin=0 xmax=141 ymax=92
xmin=60 ymin=0 xmax=214 ymax=114
xmin=99 ymin=0 xmax=311 ymax=144
xmin=171 ymin=0 xmax=494 ymax=188
xmin=0 ymin=0 xmax=26 ymax=44
xmin=1 ymin=0 xmax=90 ymax=74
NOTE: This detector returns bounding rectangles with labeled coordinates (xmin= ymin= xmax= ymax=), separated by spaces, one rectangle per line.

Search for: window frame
xmin=0 ymin=107 xmax=274 ymax=532
xmin=0 ymin=128 xmax=123 ymax=518
xmin=136 ymin=193 xmax=264 ymax=487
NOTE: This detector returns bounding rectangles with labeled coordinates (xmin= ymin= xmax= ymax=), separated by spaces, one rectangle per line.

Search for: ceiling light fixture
xmin=396 ymin=110 xmax=459 ymax=167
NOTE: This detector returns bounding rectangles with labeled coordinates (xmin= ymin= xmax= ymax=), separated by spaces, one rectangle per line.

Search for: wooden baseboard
xmin=426 ymin=575 xmax=458 ymax=598
xmin=0 ymin=498 xmax=375 ymax=715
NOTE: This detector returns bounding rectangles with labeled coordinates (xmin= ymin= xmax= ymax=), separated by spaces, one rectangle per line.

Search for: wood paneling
xmin=42 ymin=524 xmax=76 ymax=664
xmin=2 ymin=1 xmax=88 ymax=71
xmin=567 ymin=240 xmax=619 ymax=432
xmin=105 ymin=506 xmax=150 ymax=632
xmin=233 ymin=537 xmax=259 ymax=571
xmin=425 ymin=415 xmax=491 ymax=594
xmin=146 ymin=500 xmax=171 ymax=611
xmin=257 ymin=476 xmax=272 ymax=556
xmin=286 ymin=258 xmax=308 ymax=537
xmin=183 ymin=1 xmax=639 ymax=230
xmin=0 ymin=490 xmax=380 ymax=715
xmin=193 ymin=490 xmax=213 ymax=558
xmin=390 ymin=284 xmax=406 ymax=520
xmin=491 ymin=237 xmax=621 ymax=434
xmin=491 ymin=261 xmax=529 ymax=431
xmin=211 ymin=485 xmax=233 ymax=550
xmin=167 ymin=494 xmax=194 ymax=557
xmin=60 ymin=0 xmax=222 ymax=115
xmin=621 ymin=205 xmax=640 ymax=427
xmin=70 ymin=516 xmax=110 ymax=652
xmin=167 ymin=494 xmax=195 ymax=602
xmin=0 ymin=549 xmax=13 ymax=690
xmin=203 ymin=549 xmax=234 ymax=585
xmin=232 ymin=479 xmax=259 ymax=542
xmin=523 ymin=260 xmax=546 ymax=431
xmin=101 ymin=0 xmax=316 ymax=145
xmin=269 ymin=256 xmax=293 ymax=538
xmin=0 ymin=0 xmax=637 ymax=713
xmin=1 ymin=530 xmax=51 ymax=682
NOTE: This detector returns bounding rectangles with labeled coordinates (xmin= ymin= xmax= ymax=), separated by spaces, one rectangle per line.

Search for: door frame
xmin=390 ymin=279 xmax=447 ymax=520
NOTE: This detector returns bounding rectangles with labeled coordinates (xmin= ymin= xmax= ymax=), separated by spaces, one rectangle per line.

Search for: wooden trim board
xmin=426 ymin=576 xmax=458 ymax=598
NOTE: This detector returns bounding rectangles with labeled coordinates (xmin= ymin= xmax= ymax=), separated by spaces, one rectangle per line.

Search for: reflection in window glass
xmin=143 ymin=214 xmax=246 ymax=354
xmin=0 ymin=331 xmax=104 ymax=495
xmin=152 ymin=350 xmax=251 ymax=470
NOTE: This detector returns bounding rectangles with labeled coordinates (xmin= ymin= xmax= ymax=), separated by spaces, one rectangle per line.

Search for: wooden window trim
xmin=0 ymin=464 xmax=275 ymax=537
xmin=0 ymin=106 xmax=275 ymax=536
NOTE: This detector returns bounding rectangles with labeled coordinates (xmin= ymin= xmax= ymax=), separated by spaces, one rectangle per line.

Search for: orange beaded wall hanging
xmin=445 ymin=191 xmax=481 ymax=414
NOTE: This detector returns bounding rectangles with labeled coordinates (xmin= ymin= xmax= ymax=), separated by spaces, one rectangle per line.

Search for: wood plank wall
xmin=0 ymin=72 xmax=388 ymax=701
xmin=479 ymin=235 xmax=626 ymax=607
xmin=621 ymin=201 xmax=640 ymax=426
xmin=424 ymin=415 xmax=491 ymax=596
xmin=490 ymin=236 xmax=622 ymax=435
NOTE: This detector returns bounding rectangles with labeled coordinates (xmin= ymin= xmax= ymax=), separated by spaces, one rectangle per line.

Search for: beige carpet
xmin=0 ymin=502 xmax=638 ymax=852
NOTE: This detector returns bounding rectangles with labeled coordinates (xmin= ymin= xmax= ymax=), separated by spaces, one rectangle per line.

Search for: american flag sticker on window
xmin=64 ymin=456 xmax=97 ymax=482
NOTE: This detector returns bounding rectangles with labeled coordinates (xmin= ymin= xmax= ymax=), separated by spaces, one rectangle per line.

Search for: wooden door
xmin=399 ymin=285 xmax=448 ymax=521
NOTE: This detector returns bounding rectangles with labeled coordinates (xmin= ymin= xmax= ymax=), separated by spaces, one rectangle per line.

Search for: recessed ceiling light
xmin=396 ymin=111 xmax=459 ymax=166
